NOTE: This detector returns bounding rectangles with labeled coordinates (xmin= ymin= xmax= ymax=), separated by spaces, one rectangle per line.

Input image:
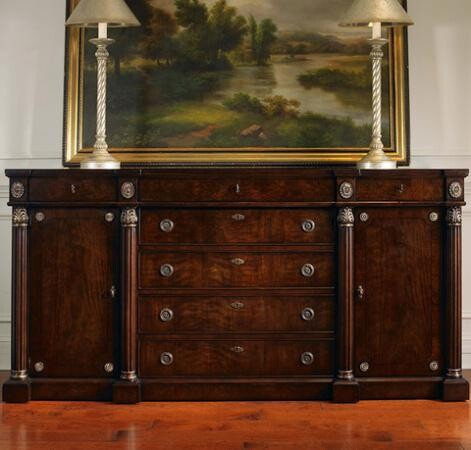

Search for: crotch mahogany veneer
xmin=3 ymin=168 xmax=469 ymax=403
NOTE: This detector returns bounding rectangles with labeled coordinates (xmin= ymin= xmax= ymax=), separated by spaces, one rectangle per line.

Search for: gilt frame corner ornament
xmin=63 ymin=0 xmax=410 ymax=167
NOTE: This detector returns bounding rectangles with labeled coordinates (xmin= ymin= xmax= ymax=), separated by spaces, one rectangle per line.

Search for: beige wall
xmin=0 ymin=0 xmax=470 ymax=368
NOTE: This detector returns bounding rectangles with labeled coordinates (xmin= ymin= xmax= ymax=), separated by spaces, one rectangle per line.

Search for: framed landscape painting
xmin=63 ymin=0 xmax=410 ymax=166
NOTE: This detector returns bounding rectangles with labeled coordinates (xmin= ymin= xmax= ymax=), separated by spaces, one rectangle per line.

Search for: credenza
xmin=3 ymin=168 xmax=469 ymax=403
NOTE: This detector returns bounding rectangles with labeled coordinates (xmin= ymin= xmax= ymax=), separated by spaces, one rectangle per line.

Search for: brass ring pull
xmin=159 ymin=308 xmax=174 ymax=322
xmin=230 ymin=346 xmax=244 ymax=353
xmin=231 ymin=258 xmax=245 ymax=266
xmin=160 ymin=264 xmax=174 ymax=277
xmin=160 ymin=352 xmax=174 ymax=366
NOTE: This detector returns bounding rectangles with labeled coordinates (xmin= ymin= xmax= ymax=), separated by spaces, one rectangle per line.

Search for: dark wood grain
xmin=139 ymin=249 xmax=334 ymax=289
xmin=139 ymin=337 xmax=335 ymax=377
xmin=4 ymin=168 xmax=469 ymax=403
xmin=354 ymin=207 xmax=444 ymax=377
xmin=28 ymin=209 xmax=118 ymax=378
xmin=140 ymin=208 xmax=334 ymax=244
xmin=139 ymin=176 xmax=335 ymax=202
xmin=138 ymin=295 xmax=335 ymax=334
xmin=29 ymin=176 xmax=117 ymax=202
xmin=356 ymin=176 xmax=444 ymax=201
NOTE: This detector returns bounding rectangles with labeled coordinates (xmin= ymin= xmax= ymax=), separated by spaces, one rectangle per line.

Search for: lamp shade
xmin=66 ymin=0 xmax=140 ymax=28
xmin=339 ymin=0 xmax=414 ymax=27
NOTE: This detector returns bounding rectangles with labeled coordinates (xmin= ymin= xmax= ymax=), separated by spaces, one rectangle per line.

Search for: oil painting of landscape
xmin=65 ymin=0 xmax=409 ymax=164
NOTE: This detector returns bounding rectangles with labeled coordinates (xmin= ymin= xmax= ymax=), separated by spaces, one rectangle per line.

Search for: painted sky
xmin=149 ymin=0 xmax=365 ymax=34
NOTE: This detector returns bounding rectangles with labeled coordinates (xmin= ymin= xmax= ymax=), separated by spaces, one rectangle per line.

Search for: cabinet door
xmin=354 ymin=208 xmax=444 ymax=377
xmin=29 ymin=209 xmax=119 ymax=378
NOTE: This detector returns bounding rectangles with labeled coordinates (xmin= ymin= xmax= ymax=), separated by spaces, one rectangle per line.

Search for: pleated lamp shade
xmin=340 ymin=0 xmax=414 ymax=27
xmin=66 ymin=0 xmax=140 ymax=28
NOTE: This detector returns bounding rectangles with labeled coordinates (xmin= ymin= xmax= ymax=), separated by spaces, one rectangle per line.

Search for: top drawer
xmin=356 ymin=177 xmax=444 ymax=202
xmin=139 ymin=177 xmax=335 ymax=202
xmin=29 ymin=177 xmax=117 ymax=202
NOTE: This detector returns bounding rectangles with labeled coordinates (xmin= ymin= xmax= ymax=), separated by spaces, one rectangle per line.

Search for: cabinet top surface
xmin=5 ymin=168 xmax=470 ymax=178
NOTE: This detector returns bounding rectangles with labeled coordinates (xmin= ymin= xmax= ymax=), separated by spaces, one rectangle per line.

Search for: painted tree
xmin=255 ymin=19 xmax=278 ymax=65
xmin=109 ymin=0 xmax=155 ymax=76
xmin=141 ymin=8 xmax=178 ymax=66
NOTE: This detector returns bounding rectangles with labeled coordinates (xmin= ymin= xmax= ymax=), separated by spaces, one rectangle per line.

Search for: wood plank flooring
xmin=0 ymin=371 xmax=470 ymax=449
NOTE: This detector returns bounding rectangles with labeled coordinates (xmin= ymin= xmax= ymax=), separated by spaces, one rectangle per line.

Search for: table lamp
xmin=340 ymin=0 xmax=413 ymax=169
xmin=66 ymin=0 xmax=140 ymax=169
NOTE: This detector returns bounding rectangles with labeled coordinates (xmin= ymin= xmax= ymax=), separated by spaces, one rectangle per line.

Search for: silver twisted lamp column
xmin=340 ymin=0 xmax=413 ymax=169
xmin=66 ymin=0 xmax=140 ymax=169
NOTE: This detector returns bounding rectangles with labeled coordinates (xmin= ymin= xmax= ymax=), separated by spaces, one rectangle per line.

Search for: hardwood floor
xmin=0 ymin=371 xmax=470 ymax=449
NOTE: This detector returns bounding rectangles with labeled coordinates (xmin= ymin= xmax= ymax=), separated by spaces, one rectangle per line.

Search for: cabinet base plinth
xmin=3 ymin=378 xmax=31 ymax=403
xmin=332 ymin=379 xmax=360 ymax=403
xmin=113 ymin=379 xmax=141 ymax=404
xmin=442 ymin=377 xmax=470 ymax=402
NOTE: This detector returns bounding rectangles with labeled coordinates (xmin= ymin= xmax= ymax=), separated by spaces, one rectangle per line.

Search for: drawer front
xmin=139 ymin=177 xmax=334 ymax=202
xmin=356 ymin=177 xmax=444 ymax=201
xmin=139 ymin=251 xmax=334 ymax=288
xmin=141 ymin=209 xmax=334 ymax=244
xmin=139 ymin=338 xmax=335 ymax=377
xmin=139 ymin=296 xmax=335 ymax=333
xmin=29 ymin=177 xmax=117 ymax=202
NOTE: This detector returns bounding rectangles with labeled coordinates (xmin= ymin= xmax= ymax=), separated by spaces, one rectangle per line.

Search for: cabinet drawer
xmin=139 ymin=295 xmax=335 ymax=333
xmin=139 ymin=338 xmax=335 ymax=377
xmin=139 ymin=250 xmax=334 ymax=289
xmin=139 ymin=177 xmax=334 ymax=202
xmin=29 ymin=177 xmax=116 ymax=202
xmin=140 ymin=209 xmax=334 ymax=244
xmin=356 ymin=177 xmax=444 ymax=201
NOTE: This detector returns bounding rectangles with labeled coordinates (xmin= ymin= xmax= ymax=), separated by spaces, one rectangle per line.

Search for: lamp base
xmin=357 ymin=148 xmax=396 ymax=170
xmin=80 ymin=151 xmax=120 ymax=170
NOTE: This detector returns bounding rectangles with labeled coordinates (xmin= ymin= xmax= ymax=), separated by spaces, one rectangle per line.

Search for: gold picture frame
xmin=63 ymin=0 xmax=410 ymax=166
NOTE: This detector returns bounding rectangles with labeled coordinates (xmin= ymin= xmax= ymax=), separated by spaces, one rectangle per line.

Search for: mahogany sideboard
xmin=3 ymin=168 xmax=469 ymax=403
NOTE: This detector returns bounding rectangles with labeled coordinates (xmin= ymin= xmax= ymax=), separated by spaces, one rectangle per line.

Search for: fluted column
xmin=3 ymin=208 xmax=31 ymax=402
xmin=333 ymin=207 xmax=359 ymax=403
xmin=443 ymin=206 xmax=469 ymax=401
xmin=113 ymin=207 xmax=140 ymax=403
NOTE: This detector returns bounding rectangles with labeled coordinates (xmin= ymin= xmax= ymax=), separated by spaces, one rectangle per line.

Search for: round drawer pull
xmin=232 ymin=213 xmax=245 ymax=221
xmin=159 ymin=308 xmax=174 ymax=322
xmin=34 ymin=361 xmax=45 ymax=373
xmin=301 ymin=307 xmax=315 ymax=321
xmin=359 ymin=361 xmax=370 ymax=373
xmin=300 ymin=352 xmax=314 ymax=366
xmin=160 ymin=352 xmax=174 ymax=366
xmin=104 ymin=362 xmax=114 ymax=373
xmin=230 ymin=346 xmax=244 ymax=353
xmin=302 ymin=219 xmax=316 ymax=233
xmin=160 ymin=264 xmax=174 ymax=277
xmin=301 ymin=264 xmax=315 ymax=278
xmin=160 ymin=219 xmax=174 ymax=233
xmin=429 ymin=361 xmax=439 ymax=372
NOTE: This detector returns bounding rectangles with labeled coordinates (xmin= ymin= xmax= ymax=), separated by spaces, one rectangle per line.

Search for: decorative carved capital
xmin=10 ymin=369 xmax=27 ymax=380
xmin=448 ymin=181 xmax=463 ymax=199
xmin=338 ymin=182 xmax=354 ymax=200
xmin=12 ymin=208 xmax=29 ymax=228
xmin=121 ymin=208 xmax=138 ymax=227
xmin=337 ymin=207 xmax=355 ymax=227
xmin=120 ymin=370 xmax=138 ymax=382
xmin=10 ymin=182 xmax=25 ymax=199
xmin=120 ymin=182 xmax=136 ymax=199
xmin=446 ymin=207 xmax=462 ymax=226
